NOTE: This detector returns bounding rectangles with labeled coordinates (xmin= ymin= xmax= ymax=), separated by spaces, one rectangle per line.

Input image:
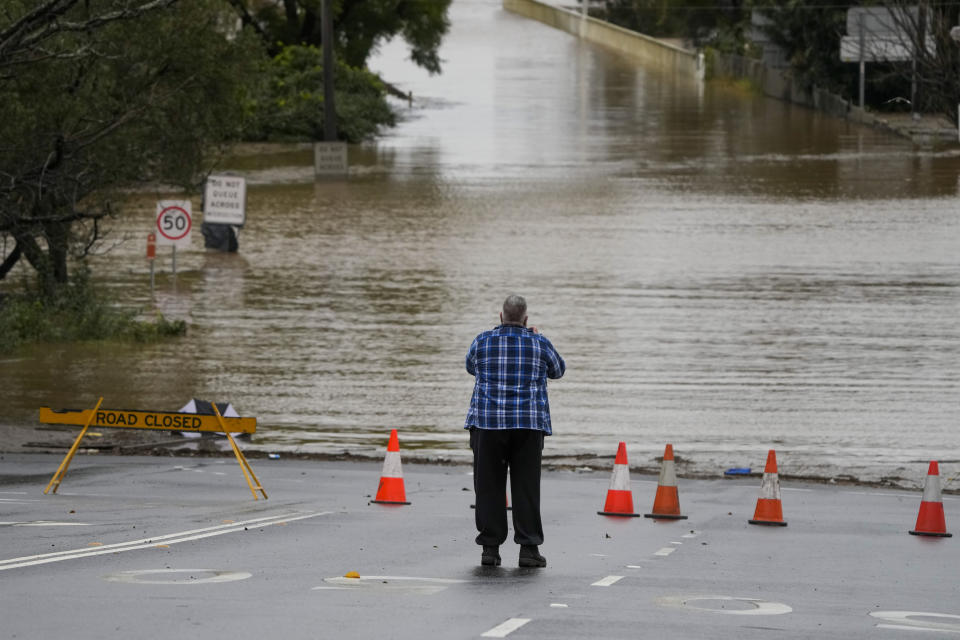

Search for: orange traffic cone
xmin=598 ymin=442 xmax=640 ymax=517
xmin=644 ymin=444 xmax=687 ymax=520
xmin=371 ymin=429 xmax=410 ymax=505
xmin=749 ymin=449 xmax=787 ymax=526
xmin=909 ymin=461 xmax=951 ymax=537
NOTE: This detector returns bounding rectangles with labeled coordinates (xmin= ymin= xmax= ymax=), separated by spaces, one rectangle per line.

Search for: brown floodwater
xmin=2 ymin=0 xmax=959 ymax=484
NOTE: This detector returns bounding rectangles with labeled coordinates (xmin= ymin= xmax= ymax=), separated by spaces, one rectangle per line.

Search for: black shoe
xmin=518 ymin=545 xmax=546 ymax=567
xmin=481 ymin=545 xmax=501 ymax=566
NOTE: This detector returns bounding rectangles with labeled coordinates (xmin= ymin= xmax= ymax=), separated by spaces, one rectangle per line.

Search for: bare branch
xmin=0 ymin=0 xmax=179 ymax=67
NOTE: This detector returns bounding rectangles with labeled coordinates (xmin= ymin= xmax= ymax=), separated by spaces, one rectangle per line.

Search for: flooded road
xmin=2 ymin=0 xmax=959 ymax=484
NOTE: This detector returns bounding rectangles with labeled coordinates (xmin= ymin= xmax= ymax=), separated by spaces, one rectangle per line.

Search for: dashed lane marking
xmin=0 ymin=511 xmax=331 ymax=571
xmin=654 ymin=547 xmax=676 ymax=556
xmin=592 ymin=575 xmax=624 ymax=587
xmin=550 ymin=604 xmax=568 ymax=608
xmin=481 ymin=618 xmax=531 ymax=638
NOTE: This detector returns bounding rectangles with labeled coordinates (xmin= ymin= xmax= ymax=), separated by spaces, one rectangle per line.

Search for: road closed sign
xmin=156 ymin=200 xmax=192 ymax=247
xmin=204 ymin=175 xmax=246 ymax=226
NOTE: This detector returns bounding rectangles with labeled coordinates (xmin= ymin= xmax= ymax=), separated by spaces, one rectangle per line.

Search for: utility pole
xmin=322 ymin=0 xmax=337 ymax=142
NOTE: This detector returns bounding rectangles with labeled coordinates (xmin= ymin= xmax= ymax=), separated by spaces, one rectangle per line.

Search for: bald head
xmin=501 ymin=295 xmax=527 ymax=326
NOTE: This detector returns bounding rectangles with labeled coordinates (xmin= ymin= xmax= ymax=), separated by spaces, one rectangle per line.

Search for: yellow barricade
xmin=39 ymin=407 xmax=256 ymax=434
xmin=39 ymin=397 xmax=267 ymax=500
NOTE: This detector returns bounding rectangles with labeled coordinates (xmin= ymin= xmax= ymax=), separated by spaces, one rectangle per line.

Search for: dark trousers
xmin=470 ymin=427 xmax=545 ymax=547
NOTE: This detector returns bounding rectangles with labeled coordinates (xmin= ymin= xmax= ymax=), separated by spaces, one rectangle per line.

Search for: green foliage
xmin=0 ymin=269 xmax=186 ymax=354
xmin=235 ymin=0 xmax=452 ymax=74
xmin=0 ymin=0 xmax=265 ymax=289
xmin=245 ymin=45 xmax=395 ymax=143
xmin=751 ymin=0 xmax=855 ymax=95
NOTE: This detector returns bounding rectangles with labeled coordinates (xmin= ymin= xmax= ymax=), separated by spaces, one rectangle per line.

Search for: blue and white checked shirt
xmin=464 ymin=324 xmax=566 ymax=435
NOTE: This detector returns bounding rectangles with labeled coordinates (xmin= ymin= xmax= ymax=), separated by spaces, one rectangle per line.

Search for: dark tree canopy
xmin=0 ymin=0 xmax=261 ymax=290
xmin=231 ymin=0 xmax=452 ymax=74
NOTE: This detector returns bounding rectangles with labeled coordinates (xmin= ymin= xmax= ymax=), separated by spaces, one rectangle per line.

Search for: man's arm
xmin=466 ymin=337 xmax=478 ymax=376
xmin=542 ymin=337 xmax=565 ymax=379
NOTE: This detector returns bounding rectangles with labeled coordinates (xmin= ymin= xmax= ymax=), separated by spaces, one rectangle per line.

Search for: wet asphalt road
xmin=1 ymin=453 xmax=958 ymax=639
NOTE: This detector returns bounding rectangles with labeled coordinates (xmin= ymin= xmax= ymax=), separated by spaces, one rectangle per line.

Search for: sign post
xmin=146 ymin=232 xmax=156 ymax=295
xmin=155 ymin=200 xmax=192 ymax=281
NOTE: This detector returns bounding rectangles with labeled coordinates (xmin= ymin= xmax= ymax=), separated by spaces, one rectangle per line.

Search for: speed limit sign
xmin=155 ymin=200 xmax=192 ymax=248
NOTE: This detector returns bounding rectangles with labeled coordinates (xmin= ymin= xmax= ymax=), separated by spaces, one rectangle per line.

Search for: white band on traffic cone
xmin=658 ymin=459 xmax=678 ymax=487
xmin=380 ymin=451 xmax=403 ymax=478
xmin=758 ymin=472 xmax=781 ymax=500
xmin=608 ymin=464 xmax=630 ymax=490
xmin=922 ymin=473 xmax=942 ymax=503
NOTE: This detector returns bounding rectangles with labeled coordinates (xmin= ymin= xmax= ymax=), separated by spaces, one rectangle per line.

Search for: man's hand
xmin=530 ymin=325 xmax=539 ymax=334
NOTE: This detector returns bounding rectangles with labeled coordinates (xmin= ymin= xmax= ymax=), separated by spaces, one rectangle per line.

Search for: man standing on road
xmin=465 ymin=294 xmax=566 ymax=568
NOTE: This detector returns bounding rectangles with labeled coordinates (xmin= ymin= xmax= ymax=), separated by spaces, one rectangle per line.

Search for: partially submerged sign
xmin=39 ymin=407 xmax=256 ymax=433
xmin=314 ymin=141 xmax=348 ymax=176
xmin=203 ymin=175 xmax=247 ymax=226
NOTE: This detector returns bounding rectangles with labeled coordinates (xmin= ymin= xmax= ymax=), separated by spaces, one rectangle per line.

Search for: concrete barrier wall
xmin=503 ymin=0 xmax=701 ymax=77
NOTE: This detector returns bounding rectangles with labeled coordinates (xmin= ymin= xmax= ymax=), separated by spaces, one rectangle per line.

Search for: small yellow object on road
xmin=344 ymin=571 xmax=360 ymax=579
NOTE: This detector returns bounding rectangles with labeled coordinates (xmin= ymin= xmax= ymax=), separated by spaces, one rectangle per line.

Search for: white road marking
xmin=0 ymin=521 xmax=90 ymax=527
xmin=0 ymin=511 xmax=330 ymax=571
xmin=481 ymin=618 xmax=531 ymax=638
xmin=875 ymin=624 xmax=958 ymax=633
xmin=870 ymin=611 xmax=960 ymax=633
xmin=781 ymin=488 xmax=813 ymax=492
xmin=626 ymin=565 xmax=644 ymax=569
xmin=550 ymin=603 xmax=568 ymax=608
xmin=0 ymin=498 xmax=39 ymax=503
xmin=592 ymin=575 xmax=624 ymax=587
xmin=657 ymin=595 xmax=792 ymax=615
xmin=589 ymin=553 xmax=608 ymax=557
xmin=654 ymin=547 xmax=675 ymax=556
xmin=315 ymin=575 xmax=466 ymax=595
xmin=670 ymin=541 xmax=683 ymax=545
xmin=103 ymin=569 xmax=252 ymax=585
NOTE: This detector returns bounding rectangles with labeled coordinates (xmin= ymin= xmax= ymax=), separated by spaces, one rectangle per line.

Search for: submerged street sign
xmin=155 ymin=200 xmax=192 ymax=248
xmin=314 ymin=141 xmax=348 ymax=176
xmin=204 ymin=175 xmax=247 ymax=226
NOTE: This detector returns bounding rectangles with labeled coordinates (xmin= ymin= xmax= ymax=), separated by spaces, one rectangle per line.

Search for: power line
xmin=594 ymin=2 xmax=960 ymax=11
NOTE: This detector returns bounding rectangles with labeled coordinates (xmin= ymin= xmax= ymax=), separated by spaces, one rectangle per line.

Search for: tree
xmin=752 ymin=0 xmax=854 ymax=95
xmin=229 ymin=0 xmax=452 ymax=74
xmin=245 ymin=44 xmax=396 ymax=142
xmin=0 ymin=0 xmax=262 ymax=291
xmin=872 ymin=1 xmax=960 ymax=121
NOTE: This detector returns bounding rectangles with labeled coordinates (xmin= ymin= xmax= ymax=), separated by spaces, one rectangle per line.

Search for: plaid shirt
xmin=464 ymin=324 xmax=566 ymax=435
